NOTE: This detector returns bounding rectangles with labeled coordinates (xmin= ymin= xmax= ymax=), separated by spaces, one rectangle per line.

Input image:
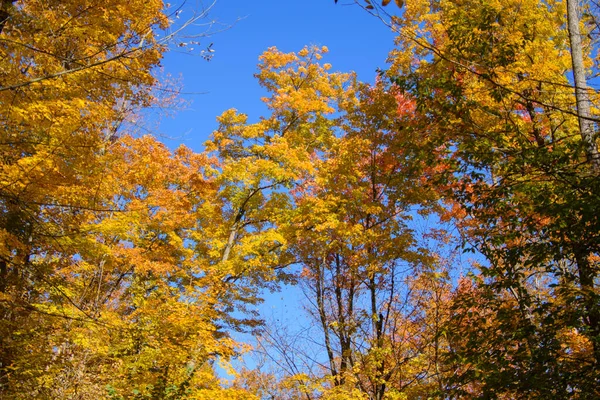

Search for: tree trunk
xmin=566 ymin=0 xmax=600 ymax=170
xmin=315 ymin=261 xmax=338 ymax=381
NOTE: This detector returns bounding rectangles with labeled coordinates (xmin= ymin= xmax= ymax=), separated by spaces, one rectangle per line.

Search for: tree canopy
xmin=1 ymin=0 xmax=599 ymax=398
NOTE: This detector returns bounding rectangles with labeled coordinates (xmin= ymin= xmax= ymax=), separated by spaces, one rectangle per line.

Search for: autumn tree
xmin=0 ymin=1 xmax=260 ymax=398
xmin=285 ymin=81 xmax=456 ymax=400
xmin=1 ymin=135 xmax=257 ymax=398
xmin=203 ymin=45 xmax=354 ymax=318
xmin=1 ymin=0 xmax=166 ymax=394
xmin=443 ymin=271 xmax=600 ymax=398
xmin=353 ymin=0 xmax=600 ymax=395
xmin=212 ymin=46 xmax=461 ymax=400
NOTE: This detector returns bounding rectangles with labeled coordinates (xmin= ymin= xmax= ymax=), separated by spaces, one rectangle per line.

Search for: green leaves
xmin=383 ymin=0 xmax=600 ymax=394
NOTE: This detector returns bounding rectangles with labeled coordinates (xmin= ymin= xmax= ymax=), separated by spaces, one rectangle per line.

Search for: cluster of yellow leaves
xmin=388 ymin=0 xmax=582 ymax=166
xmin=0 ymin=1 xmax=260 ymax=398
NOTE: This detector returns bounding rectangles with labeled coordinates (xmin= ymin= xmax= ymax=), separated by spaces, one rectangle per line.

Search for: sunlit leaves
xmin=383 ymin=0 xmax=600 ymax=395
xmin=0 ymin=1 xmax=256 ymax=398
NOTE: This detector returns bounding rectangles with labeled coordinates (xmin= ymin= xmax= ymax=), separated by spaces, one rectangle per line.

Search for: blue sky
xmin=156 ymin=0 xmax=396 ymax=151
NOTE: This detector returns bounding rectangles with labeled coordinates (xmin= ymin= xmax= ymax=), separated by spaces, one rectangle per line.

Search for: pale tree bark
xmin=567 ymin=0 xmax=600 ymax=170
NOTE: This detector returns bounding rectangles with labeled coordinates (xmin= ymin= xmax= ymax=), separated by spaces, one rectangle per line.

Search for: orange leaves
xmin=0 ymin=1 xmax=264 ymax=397
xmin=48 ymin=133 xmax=255 ymax=397
xmin=394 ymin=91 xmax=416 ymax=117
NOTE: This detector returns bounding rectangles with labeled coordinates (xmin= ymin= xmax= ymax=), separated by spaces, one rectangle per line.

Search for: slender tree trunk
xmin=315 ymin=261 xmax=338 ymax=381
xmin=566 ymin=0 xmax=600 ymax=170
xmin=334 ymin=254 xmax=350 ymax=384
